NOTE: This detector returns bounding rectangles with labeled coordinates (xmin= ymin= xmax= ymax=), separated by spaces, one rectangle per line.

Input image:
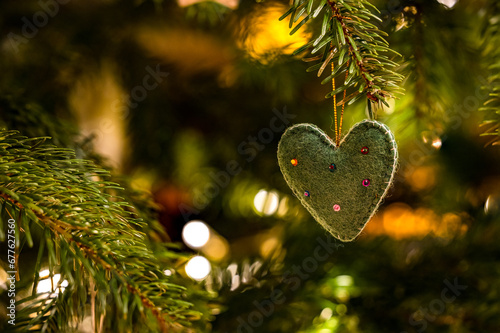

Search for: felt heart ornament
xmin=277 ymin=120 xmax=398 ymax=242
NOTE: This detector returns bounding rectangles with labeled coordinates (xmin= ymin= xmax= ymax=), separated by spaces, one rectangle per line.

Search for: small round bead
xmin=329 ymin=163 xmax=336 ymax=172
xmin=361 ymin=146 xmax=369 ymax=155
xmin=333 ymin=204 xmax=341 ymax=212
xmin=291 ymin=158 xmax=298 ymax=166
xmin=362 ymin=179 xmax=370 ymax=187
xmin=304 ymin=191 xmax=310 ymax=197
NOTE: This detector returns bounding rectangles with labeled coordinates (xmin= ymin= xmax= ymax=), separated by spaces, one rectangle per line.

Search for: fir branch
xmin=281 ymin=0 xmax=404 ymax=105
xmin=479 ymin=0 xmax=500 ymax=146
xmin=0 ymin=130 xmax=204 ymax=332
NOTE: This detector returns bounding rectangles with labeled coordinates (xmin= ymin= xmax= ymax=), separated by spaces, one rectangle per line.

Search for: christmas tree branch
xmin=281 ymin=0 xmax=404 ymax=106
xmin=480 ymin=0 xmax=500 ymax=146
xmin=0 ymin=130 xmax=203 ymax=332
xmin=39 ymin=211 xmax=175 ymax=331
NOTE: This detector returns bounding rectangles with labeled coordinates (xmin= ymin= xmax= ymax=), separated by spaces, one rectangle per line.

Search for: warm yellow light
xmin=177 ymin=0 xmax=238 ymax=9
xmin=69 ymin=62 xmax=126 ymax=169
xmin=237 ymin=3 xmax=312 ymax=63
xmin=334 ymin=289 xmax=350 ymax=303
xmin=276 ymin=197 xmax=289 ymax=217
xmin=365 ymin=202 xmax=465 ymax=240
xmin=485 ymin=195 xmax=500 ymax=215
xmin=0 ymin=267 xmax=7 ymax=289
xmin=182 ymin=220 xmax=210 ymax=248
xmin=406 ymin=166 xmax=436 ymax=192
xmin=202 ymin=234 xmax=230 ymax=262
xmin=259 ymin=236 xmax=279 ymax=258
xmin=254 ymin=189 xmax=279 ymax=215
xmin=185 ymin=256 xmax=211 ymax=281
xmin=431 ymin=137 xmax=442 ymax=149
xmin=440 ymin=212 xmax=462 ymax=237
xmin=381 ymin=203 xmax=459 ymax=239
xmin=422 ymin=131 xmax=442 ymax=150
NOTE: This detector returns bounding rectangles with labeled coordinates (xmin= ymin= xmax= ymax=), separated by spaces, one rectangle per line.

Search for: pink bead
xmin=333 ymin=204 xmax=341 ymax=212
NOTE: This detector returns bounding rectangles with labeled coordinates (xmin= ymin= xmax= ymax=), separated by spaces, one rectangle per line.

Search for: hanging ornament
xmin=278 ymin=120 xmax=397 ymax=242
xmin=277 ymin=55 xmax=398 ymax=242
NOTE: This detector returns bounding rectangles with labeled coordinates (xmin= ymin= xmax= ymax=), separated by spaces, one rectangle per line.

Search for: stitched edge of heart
xmin=277 ymin=120 xmax=398 ymax=242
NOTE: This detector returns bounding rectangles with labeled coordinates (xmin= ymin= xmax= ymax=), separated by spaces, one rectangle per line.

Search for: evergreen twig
xmin=281 ymin=0 xmax=404 ymax=105
xmin=480 ymin=0 xmax=500 ymax=146
xmin=0 ymin=130 xmax=203 ymax=332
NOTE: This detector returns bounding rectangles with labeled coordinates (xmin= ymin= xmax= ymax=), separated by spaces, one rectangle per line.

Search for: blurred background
xmin=1 ymin=0 xmax=500 ymax=332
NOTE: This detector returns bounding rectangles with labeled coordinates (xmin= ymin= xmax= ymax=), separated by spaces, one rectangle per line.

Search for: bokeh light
xmin=406 ymin=166 xmax=437 ymax=191
xmin=336 ymin=304 xmax=347 ymax=315
xmin=422 ymin=131 xmax=442 ymax=150
xmin=276 ymin=196 xmax=289 ymax=216
xmin=334 ymin=275 xmax=354 ymax=287
xmin=0 ymin=267 xmax=7 ymax=290
xmin=237 ymin=3 xmax=312 ymax=63
xmin=177 ymin=0 xmax=238 ymax=9
xmin=364 ymin=203 xmax=467 ymax=240
xmin=320 ymin=307 xmax=333 ymax=320
xmin=485 ymin=194 xmax=500 ymax=214
xmin=437 ymin=0 xmax=458 ymax=8
xmin=202 ymin=234 xmax=230 ymax=262
xmin=259 ymin=236 xmax=280 ymax=258
xmin=185 ymin=256 xmax=211 ymax=281
xmin=182 ymin=220 xmax=211 ymax=248
xmin=254 ymin=189 xmax=280 ymax=215
xmin=36 ymin=269 xmax=69 ymax=296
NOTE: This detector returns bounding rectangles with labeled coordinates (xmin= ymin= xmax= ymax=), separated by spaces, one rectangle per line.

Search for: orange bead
xmin=291 ymin=158 xmax=298 ymax=166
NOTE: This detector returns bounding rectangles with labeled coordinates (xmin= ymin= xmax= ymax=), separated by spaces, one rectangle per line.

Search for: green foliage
xmin=480 ymin=0 xmax=500 ymax=146
xmin=0 ymin=130 xmax=206 ymax=332
xmin=280 ymin=0 xmax=404 ymax=105
xmin=0 ymin=95 xmax=77 ymax=148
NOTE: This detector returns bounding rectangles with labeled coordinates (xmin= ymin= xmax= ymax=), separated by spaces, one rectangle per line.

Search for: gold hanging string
xmin=331 ymin=56 xmax=338 ymax=144
xmin=331 ymin=52 xmax=349 ymax=147
xmin=338 ymin=59 xmax=349 ymax=145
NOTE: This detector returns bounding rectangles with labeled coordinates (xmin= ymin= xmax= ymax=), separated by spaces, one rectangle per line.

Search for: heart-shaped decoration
xmin=277 ymin=120 xmax=398 ymax=242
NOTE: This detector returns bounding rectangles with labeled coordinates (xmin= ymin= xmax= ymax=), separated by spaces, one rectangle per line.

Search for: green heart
xmin=277 ymin=120 xmax=398 ymax=242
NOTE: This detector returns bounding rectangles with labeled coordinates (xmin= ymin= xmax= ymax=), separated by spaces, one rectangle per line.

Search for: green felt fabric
xmin=277 ymin=120 xmax=398 ymax=242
